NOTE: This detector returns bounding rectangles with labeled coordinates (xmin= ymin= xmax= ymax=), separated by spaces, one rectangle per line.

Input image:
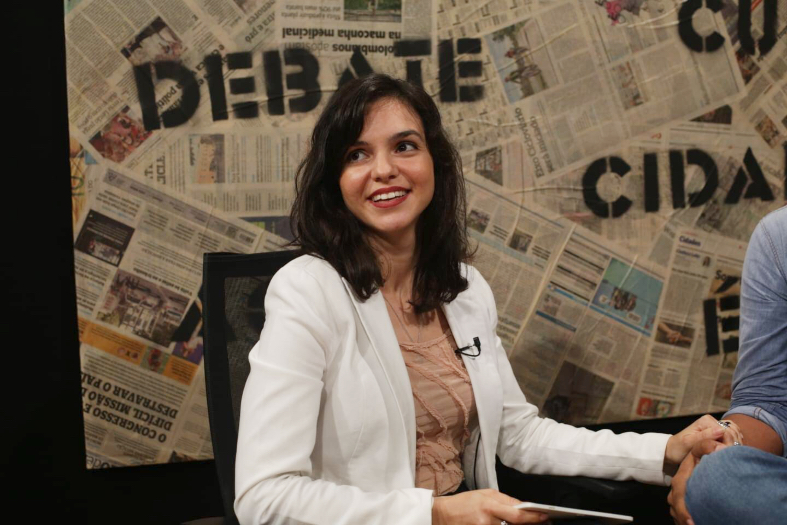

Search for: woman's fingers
xmin=695 ymin=425 xmax=725 ymax=444
xmin=719 ymin=419 xmax=744 ymax=445
xmin=700 ymin=414 xmax=744 ymax=445
xmin=666 ymin=414 xmax=735 ymax=464
xmin=434 ymin=490 xmax=548 ymax=525
xmin=484 ymin=492 xmax=548 ymax=524
xmin=491 ymin=503 xmax=549 ymax=524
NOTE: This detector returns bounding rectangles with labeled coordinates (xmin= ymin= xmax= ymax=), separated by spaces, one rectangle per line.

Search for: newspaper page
xmin=639 ymin=229 xmax=747 ymax=419
xmin=465 ymin=177 xmax=572 ymax=349
xmin=516 ymin=139 xmax=675 ymax=256
xmin=472 ymin=0 xmax=746 ymax=185
xmin=665 ymin=127 xmax=785 ymax=239
xmin=436 ymin=0 xmax=549 ymax=39
xmin=70 ymin=135 xmax=103 ymax=228
xmin=745 ymin=77 xmax=787 ymax=149
xmin=74 ymin=168 xmax=272 ymax=466
xmin=721 ymin=0 xmax=787 ymax=114
xmin=136 ymin=128 xmax=309 ymax=223
xmin=276 ymin=0 xmax=432 ymax=87
xmin=64 ymin=0 xmax=242 ymax=168
xmin=508 ymin=225 xmax=667 ymax=425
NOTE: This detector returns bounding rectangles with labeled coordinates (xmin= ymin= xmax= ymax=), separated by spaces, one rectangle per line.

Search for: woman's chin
xmin=365 ymin=224 xmax=417 ymax=245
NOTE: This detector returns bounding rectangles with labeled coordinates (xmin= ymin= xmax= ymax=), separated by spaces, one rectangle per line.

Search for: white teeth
xmin=372 ymin=190 xmax=407 ymax=202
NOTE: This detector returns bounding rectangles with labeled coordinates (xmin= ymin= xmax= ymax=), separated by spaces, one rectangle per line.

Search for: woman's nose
xmin=372 ymin=153 xmax=397 ymax=181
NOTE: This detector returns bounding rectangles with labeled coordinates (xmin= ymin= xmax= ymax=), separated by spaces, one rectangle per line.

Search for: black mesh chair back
xmin=202 ymin=250 xmax=298 ymax=525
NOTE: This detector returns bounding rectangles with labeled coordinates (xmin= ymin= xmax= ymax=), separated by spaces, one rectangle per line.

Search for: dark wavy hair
xmin=290 ymin=74 xmax=471 ymax=313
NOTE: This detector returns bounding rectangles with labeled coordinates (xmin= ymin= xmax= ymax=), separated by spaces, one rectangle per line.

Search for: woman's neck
xmin=369 ymin=230 xmax=417 ymax=299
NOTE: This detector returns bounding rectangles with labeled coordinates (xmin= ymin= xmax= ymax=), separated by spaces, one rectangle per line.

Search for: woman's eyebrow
xmin=389 ymin=129 xmax=423 ymax=141
xmin=350 ymin=129 xmax=424 ymax=147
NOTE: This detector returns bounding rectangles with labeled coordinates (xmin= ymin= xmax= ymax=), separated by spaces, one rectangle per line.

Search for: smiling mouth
xmin=371 ymin=190 xmax=409 ymax=202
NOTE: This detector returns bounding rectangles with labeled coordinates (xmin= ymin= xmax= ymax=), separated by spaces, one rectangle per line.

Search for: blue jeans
xmin=685 ymin=446 xmax=787 ymax=525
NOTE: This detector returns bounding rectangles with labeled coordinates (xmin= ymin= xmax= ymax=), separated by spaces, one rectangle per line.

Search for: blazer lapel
xmin=443 ymin=295 xmax=502 ymax=485
xmin=341 ymin=280 xmax=417 ymax=476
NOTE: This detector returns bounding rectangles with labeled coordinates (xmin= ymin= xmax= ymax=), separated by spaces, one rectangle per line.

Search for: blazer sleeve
xmin=234 ymin=261 xmax=433 ymax=525
xmin=471 ymin=270 xmax=671 ymax=485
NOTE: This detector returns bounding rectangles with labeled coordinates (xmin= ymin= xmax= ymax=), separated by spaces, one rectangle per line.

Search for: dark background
xmin=3 ymin=5 xmax=224 ymax=523
xmin=2 ymin=6 xmax=712 ymax=524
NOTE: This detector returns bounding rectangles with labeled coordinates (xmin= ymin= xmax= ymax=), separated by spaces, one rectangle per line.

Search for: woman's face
xmin=339 ymin=98 xmax=434 ymax=244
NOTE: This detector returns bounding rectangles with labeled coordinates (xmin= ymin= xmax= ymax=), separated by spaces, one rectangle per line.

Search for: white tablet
xmin=514 ymin=502 xmax=633 ymax=523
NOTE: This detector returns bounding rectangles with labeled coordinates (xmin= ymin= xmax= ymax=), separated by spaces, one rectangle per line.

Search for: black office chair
xmin=201 ymin=250 xmax=298 ymax=525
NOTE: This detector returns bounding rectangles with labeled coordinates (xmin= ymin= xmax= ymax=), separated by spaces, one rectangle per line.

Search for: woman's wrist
xmin=431 ymin=496 xmax=442 ymax=525
xmin=664 ymin=434 xmax=678 ymax=465
xmin=663 ymin=435 xmax=679 ymax=476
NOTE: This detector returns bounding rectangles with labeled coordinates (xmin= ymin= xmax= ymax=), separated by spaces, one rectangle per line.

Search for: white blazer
xmin=235 ymin=255 xmax=670 ymax=525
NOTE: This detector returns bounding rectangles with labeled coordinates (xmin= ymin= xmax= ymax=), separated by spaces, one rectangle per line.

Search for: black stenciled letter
xmin=643 ymin=152 xmax=660 ymax=212
xmin=204 ymin=54 xmax=228 ymax=121
xmin=438 ymin=39 xmax=484 ymax=102
xmin=438 ymin=40 xmax=456 ymax=102
xmin=687 ymin=149 xmax=718 ymax=207
xmin=739 ymin=0 xmax=778 ymax=56
xmin=263 ymin=50 xmax=284 ymax=115
xmin=457 ymin=38 xmax=484 ymax=102
xmin=670 ymin=149 xmax=719 ymax=208
xmin=133 ymin=61 xmax=201 ymax=130
xmin=669 ymin=150 xmax=686 ymax=209
xmin=678 ymin=0 xmax=725 ymax=52
xmin=725 ymin=147 xmax=774 ymax=203
xmin=582 ymin=157 xmax=633 ymax=218
xmin=284 ymin=48 xmax=321 ymax=113
xmin=338 ymin=47 xmax=374 ymax=89
xmin=227 ymin=52 xmax=258 ymax=118
xmin=393 ymin=39 xmax=431 ymax=88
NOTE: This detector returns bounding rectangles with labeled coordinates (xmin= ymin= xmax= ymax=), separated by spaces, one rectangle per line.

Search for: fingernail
xmin=688 ymin=520 xmax=694 ymax=525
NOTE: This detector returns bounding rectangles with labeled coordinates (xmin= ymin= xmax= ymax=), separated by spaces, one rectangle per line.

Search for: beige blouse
xmin=399 ymin=331 xmax=477 ymax=495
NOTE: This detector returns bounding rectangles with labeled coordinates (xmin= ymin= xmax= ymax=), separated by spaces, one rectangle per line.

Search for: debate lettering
xmin=132 ymin=38 xmax=483 ymax=131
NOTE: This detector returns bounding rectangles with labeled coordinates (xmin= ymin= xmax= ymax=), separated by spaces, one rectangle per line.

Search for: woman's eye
xmin=347 ymin=150 xmax=367 ymax=162
xmin=396 ymin=142 xmax=417 ymax=153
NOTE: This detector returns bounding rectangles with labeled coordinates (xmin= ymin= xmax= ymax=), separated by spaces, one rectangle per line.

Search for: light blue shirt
xmin=724 ymin=206 xmax=787 ymax=457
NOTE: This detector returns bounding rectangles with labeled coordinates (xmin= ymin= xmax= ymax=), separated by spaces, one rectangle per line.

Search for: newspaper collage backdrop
xmin=65 ymin=0 xmax=787 ymax=468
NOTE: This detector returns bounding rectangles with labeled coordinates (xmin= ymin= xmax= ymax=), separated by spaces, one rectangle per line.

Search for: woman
xmin=234 ymin=74 xmax=740 ymax=525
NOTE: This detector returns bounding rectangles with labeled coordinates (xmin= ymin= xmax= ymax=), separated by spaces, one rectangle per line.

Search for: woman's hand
xmin=432 ymin=489 xmax=548 ymax=525
xmin=664 ymin=414 xmax=743 ymax=467
xmin=667 ymin=440 xmax=727 ymax=525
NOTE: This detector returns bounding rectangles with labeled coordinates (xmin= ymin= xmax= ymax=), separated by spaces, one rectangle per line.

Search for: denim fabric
xmin=685 ymin=446 xmax=787 ymax=525
xmin=723 ymin=206 xmax=787 ymax=457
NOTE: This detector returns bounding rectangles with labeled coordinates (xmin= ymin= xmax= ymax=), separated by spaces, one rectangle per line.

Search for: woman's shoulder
xmin=458 ymin=263 xmax=494 ymax=301
xmin=272 ymin=253 xmax=342 ymax=287
xmin=460 ymin=263 xmax=488 ymax=287
xmin=267 ymin=254 xmax=352 ymax=324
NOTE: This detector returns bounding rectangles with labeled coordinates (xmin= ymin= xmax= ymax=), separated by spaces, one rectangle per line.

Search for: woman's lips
xmin=369 ymin=191 xmax=409 ymax=208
